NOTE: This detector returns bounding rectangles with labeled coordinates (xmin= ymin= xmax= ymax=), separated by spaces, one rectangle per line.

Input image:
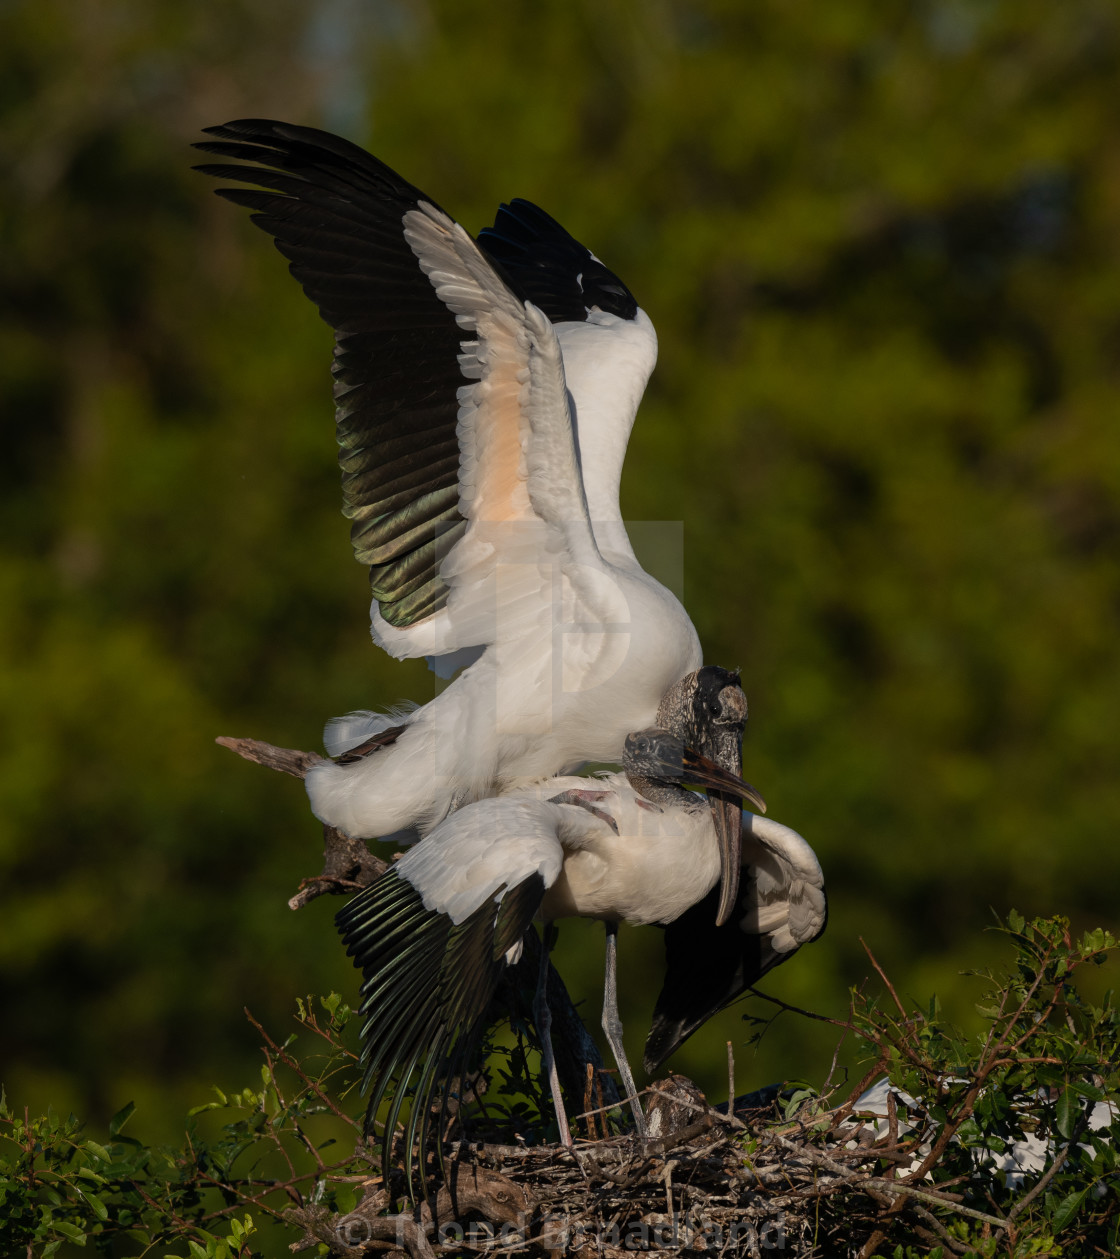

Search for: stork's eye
xmin=708 ymin=701 xmax=722 ymax=716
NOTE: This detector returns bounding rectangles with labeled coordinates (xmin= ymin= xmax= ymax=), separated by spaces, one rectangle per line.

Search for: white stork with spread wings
xmin=194 ymin=121 xmax=752 ymax=913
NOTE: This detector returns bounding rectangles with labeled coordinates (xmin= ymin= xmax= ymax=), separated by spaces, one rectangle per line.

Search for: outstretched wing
xmin=337 ymin=865 xmax=545 ymax=1194
xmin=643 ymin=814 xmax=827 ymax=1074
xmin=335 ymin=796 xmax=589 ymax=1192
xmin=194 ymin=120 xmax=617 ymax=663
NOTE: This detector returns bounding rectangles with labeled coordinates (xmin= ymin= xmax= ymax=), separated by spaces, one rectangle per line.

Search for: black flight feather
xmin=194 ymin=119 xmax=466 ymax=628
xmin=643 ymin=874 xmax=828 ymax=1074
xmin=642 ymin=884 xmax=772 ymax=1075
xmin=336 ymin=866 xmax=546 ymax=1198
xmin=478 ymin=198 xmax=639 ymax=321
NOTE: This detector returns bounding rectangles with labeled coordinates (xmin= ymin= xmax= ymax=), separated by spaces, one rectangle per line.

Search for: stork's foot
xmin=608 ymin=1055 xmax=648 ymax=1140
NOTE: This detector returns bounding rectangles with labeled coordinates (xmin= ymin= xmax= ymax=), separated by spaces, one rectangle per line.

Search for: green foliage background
xmin=2 ymin=0 xmax=1118 ymax=1146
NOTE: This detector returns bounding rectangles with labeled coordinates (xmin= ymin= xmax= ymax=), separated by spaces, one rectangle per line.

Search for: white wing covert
xmin=394 ymin=201 xmax=624 ymax=670
xmin=396 ymin=796 xmax=600 ymax=925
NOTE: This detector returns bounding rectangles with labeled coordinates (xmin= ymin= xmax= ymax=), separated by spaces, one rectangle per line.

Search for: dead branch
xmin=216 ymin=735 xmax=325 ymax=778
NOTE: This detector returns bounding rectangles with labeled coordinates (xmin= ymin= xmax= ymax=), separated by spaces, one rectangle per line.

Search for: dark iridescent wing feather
xmin=642 ymin=884 xmax=775 ymax=1074
xmin=478 ymin=197 xmax=638 ymax=321
xmin=193 ymin=119 xmax=467 ymax=627
xmin=336 ymin=867 xmax=545 ymax=1196
xmin=643 ymin=856 xmax=828 ymax=1074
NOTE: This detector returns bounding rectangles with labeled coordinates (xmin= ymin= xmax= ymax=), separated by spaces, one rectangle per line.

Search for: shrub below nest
xmin=2 ymin=914 xmax=1117 ymax=1257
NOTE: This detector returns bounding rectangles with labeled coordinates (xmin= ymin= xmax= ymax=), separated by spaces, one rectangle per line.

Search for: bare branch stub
xmin=216 ymin=736 xmax=387 ymax=905
xmin=288 ymin=826 xmax=389 ymax=909
xmin=216 ymin=735 xmax=325 ymax=778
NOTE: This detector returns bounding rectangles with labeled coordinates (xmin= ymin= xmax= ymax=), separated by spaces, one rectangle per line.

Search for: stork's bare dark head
xmin=623 ymin=728 xmax=687 ymax=783
xmin=623 ymin=728 xmax=767 ymax=812
xmin=690 ymin=665 xmax=747 ymax=736
xmin=654 ymin=667 xmax=746 ymax=752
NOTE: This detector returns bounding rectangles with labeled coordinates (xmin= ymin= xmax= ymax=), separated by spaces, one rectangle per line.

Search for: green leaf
xmin=1072 ymin=1079 xmax=1106 ymax=1102
xmin=1055 ymin=1085 xmax=1078 ymax=1139
xmin=52 ymin=1219 xmax=87 ymax=1244
xmin=228 ymin=1214 xmax=254 ymax=1244
xmin=188 ymin=1101 xmax=223 ymax=1116
xmin=1050 ymin=1185 xmax=1089 ymax=1232
xmin=108 ymin=1101 xmax=135 ymax=1137
xmin=83 ymin=1190 xmax=110 ymax=1221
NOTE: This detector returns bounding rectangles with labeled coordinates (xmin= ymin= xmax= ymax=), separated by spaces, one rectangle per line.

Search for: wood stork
xmin=194 ymin=122 xmax=730 ymax=894
xmin=335 ymin=672 xmax=825 ymax=1187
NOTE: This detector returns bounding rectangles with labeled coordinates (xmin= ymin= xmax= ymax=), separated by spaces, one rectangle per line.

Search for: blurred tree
xmin=1 ymin=0 xmax=1118 ymax=1137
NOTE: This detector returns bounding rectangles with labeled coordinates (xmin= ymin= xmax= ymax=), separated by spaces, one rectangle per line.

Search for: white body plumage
xmin=305 ymin=205 xmax=701 ymax=839
xmin=396 ymin=776 xmax=823 ymax=948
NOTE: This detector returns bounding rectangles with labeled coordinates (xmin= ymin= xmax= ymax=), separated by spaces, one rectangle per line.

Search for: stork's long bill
xmin=707 ymin=732 xmax=751 ymax=930
xmin=622 ymin=728 xmax=766 ymax=928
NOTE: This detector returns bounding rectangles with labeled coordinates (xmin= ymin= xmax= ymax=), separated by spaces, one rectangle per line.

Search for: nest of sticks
xmin=281 ymin=1070 xmax=969 ymax=1258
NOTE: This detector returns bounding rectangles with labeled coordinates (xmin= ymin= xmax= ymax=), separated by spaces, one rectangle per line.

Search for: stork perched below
xmin=336 ymin=672 xmax=825 ymax=1189
xmin=194 ymin=121 xmax=755 ymax=907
